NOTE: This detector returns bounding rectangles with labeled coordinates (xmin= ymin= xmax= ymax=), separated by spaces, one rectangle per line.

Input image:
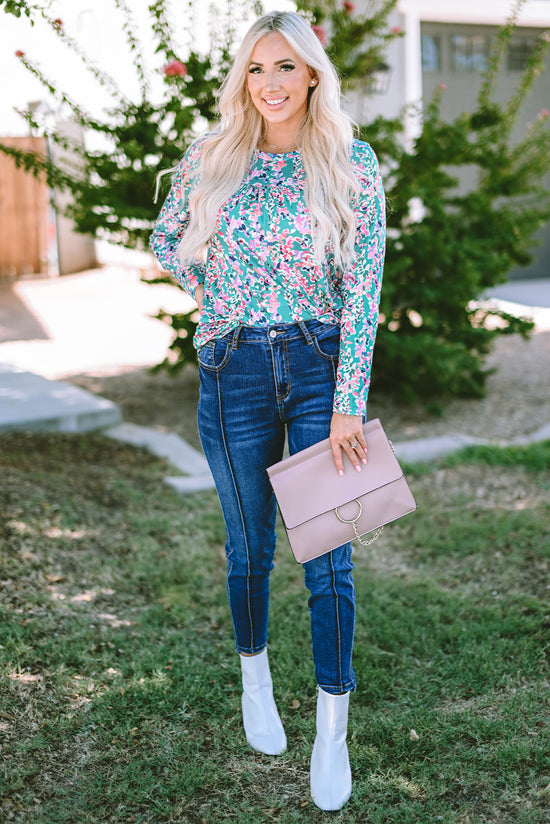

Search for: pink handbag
xmin=267 ymin=418 xmax=417 ymax=563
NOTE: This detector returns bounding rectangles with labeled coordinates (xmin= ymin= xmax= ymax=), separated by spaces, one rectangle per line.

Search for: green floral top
xmin=150 ymin=138 xmax=385 ymax=415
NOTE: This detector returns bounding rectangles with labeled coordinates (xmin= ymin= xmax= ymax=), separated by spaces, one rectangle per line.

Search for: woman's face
xmin=247 ymin=31 xmax=316 ymax=138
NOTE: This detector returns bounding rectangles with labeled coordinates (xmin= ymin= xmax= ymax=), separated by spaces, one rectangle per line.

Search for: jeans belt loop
xmin=230 ymin=326 xmax=242 ymax=349
xmin=298 ymin=320 xmax=314 ymax=345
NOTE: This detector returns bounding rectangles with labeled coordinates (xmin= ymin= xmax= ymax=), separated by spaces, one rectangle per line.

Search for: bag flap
xmin=267 ymin=419 xmax=403 ymax=530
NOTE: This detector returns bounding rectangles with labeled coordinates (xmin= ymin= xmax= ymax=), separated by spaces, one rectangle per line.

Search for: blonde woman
xmin=150 ymin=10 xmax=385 ymax=811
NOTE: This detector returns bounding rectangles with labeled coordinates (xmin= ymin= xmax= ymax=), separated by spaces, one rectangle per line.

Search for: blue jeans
xmin=197 ymin=320 xmax=356 ymax=694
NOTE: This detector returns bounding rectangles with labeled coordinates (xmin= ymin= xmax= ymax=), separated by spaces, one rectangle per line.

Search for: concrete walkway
xmin=1 ymin=262 xmax=549 ymax=493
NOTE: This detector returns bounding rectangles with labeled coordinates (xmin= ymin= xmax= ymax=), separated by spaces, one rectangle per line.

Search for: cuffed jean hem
xmin=235 ymin=642 xmax=268 ymax=656
xmin=317 ymin=681 xmax=357 ymax=695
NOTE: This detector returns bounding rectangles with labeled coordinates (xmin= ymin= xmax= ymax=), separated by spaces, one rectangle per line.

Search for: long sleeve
xmin=333 ymin=144 xmax=385 ymax=416
xmin=149 ymin=142 xmax=206 ymax=298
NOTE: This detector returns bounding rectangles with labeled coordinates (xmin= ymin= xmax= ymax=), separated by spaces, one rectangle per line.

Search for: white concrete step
xmin=0 ymin=363 xmax=121 ymax=433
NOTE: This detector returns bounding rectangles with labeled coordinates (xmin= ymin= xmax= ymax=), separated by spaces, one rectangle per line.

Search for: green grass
xmin=1 ymin=432 xmax=549 ymax=823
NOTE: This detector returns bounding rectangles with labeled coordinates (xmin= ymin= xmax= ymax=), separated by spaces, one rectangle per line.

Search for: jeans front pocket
xmin=311 ymin=323 xmax=341 ymax=361
xmin=198 ymin=336 xmax=233 ymax=372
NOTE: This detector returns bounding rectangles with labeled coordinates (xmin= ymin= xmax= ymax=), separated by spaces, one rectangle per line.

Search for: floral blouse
xmin=149 ymin=138 xmax=385 ymax=416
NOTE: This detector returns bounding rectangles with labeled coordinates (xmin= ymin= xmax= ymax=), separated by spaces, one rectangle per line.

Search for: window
xmin=508 ymin=38 xmax=537 ymax=71
xmin=421 ymin=35 xmax=441 ymax=72
xmin=450 ymin=35 xmax=490 ymax=72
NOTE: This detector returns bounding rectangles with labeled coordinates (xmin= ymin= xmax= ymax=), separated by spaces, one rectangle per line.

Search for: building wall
xmin=50 ymin=120 xmax=97 ymax=276
xmin=360 ymin=0 xmax=550 ymax=278
xmin=421 ymin=21 xmax=550 ymax=278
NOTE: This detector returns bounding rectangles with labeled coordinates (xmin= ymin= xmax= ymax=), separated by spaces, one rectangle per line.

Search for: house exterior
xmin=361 ymin=0 xmax=550 ymax=278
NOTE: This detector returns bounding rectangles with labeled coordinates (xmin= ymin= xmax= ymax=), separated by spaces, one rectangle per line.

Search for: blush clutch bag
xmin=267 ymin=418 xmax=417 ymax=564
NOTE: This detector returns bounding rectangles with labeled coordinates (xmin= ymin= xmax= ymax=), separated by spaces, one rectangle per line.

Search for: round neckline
xmin=255 ymin=148 xmax=300 ymax=158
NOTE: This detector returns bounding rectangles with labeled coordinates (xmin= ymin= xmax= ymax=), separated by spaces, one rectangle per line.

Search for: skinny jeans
xmin=197 ymin=319 xmax=356 ymax=694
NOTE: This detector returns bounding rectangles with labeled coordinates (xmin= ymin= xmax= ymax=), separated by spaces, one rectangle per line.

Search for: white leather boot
xmin=240 ymin=649 xmax=287 ymax=755
xmin=310 ymin=687 xmax=352 ymax=811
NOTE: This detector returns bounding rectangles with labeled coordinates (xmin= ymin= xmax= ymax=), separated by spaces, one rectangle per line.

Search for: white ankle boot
xmin=240 ymin=649 xmax=287 ymax=755
xmin=310 ymin=687 xmax=352 ymax=811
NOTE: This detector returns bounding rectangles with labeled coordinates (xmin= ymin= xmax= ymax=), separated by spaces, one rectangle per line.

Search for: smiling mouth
xmin=263 ymin=97 xmax=288 ymax=106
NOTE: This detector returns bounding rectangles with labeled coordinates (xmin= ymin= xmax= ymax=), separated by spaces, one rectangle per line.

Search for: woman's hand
xmin=330 ymin=412 xmax=367 ymax=476
xmin=194 ymin=283 xmax=204 ymax=315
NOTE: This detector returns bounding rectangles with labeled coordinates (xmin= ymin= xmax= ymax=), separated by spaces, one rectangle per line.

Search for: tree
xmin=1 ymin=0 xmax=548 ymax=403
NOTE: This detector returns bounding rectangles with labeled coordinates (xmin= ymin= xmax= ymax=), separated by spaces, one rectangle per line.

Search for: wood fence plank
xmin=0 ymin=136 xmax=49 ymax=278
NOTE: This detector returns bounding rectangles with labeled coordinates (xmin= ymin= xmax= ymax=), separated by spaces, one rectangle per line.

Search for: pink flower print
xmin=267 ymin=290 xmax=280 ymax=314
xmin=249 ymin=309 xmax=265 ymax=324
xmin=228 ymin=216 xmax=243 ymax=235
xmin=294 ymin=212 xmax=311 ymax=234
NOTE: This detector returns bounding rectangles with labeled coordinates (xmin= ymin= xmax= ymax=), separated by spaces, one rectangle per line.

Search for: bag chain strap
xmin=352 ymin=521 xmax=383 ymax=547
xmin=334 ymin=498 xmax=383 ymax=546
xmin=334 ymin=440 xmax=395 ymax=547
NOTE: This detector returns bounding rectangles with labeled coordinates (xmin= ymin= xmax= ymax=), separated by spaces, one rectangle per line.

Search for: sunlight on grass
xmin=370 ymin=773 xmax=427 ymax=799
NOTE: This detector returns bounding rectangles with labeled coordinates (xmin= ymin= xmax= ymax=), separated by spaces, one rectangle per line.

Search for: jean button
xmin=269 ymin=329 xmax=277 ymax=339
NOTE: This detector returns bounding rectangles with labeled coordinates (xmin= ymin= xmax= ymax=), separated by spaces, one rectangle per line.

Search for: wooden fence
xmin=0 ymin=136 xmax=50 ymax=279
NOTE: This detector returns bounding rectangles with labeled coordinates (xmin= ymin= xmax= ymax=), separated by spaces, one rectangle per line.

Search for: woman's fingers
xmin=331 ymin=440 xmax=346 ymax=477
xmin=329 ymin=413 xmax=368 ymax=476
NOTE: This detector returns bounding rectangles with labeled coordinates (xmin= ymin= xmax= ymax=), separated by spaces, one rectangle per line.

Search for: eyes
xmin=248 ymin=63 xmax=296 ymax=75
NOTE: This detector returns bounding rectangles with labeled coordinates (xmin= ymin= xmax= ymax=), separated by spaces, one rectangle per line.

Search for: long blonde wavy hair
xmin=178 ymin=10 xmax=360 ymax=270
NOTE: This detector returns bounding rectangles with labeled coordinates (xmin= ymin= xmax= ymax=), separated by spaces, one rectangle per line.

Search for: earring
xmin=310 ymin=79 xmax=317 ymax=86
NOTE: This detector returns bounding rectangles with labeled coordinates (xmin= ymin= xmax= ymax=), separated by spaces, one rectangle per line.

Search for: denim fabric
xmin=197 ymin=320 xmax=356 ymax=694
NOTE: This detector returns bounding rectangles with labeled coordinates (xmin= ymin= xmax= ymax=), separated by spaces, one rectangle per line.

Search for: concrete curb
xmin=105 ymin=422 xmax=212 ymax=476
xmin=104 ymin=422 xmax=215 ymax=493
xmin=393 ymin=422 xmax=550 ymax=464
xmin=0 ymin=363 xmax=121 ymax=434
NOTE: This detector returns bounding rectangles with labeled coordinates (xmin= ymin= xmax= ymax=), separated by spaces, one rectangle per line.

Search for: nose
xmin=265 ymin=69 xmax=281 ymax=91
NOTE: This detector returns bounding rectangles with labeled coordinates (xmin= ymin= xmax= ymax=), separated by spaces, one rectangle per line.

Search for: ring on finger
xmin=349 ymin=440 xmax=359 ymax=449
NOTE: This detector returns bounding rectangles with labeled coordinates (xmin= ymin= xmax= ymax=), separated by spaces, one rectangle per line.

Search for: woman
xmin=150 ymin=10 xmax=385 ymax=811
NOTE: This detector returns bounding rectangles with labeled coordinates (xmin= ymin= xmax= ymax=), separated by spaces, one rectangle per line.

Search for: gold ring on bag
xmin=335 ymin=499 xmax=383 ymax=547
xmin=335 ymin=499 xmax=362 ymax=524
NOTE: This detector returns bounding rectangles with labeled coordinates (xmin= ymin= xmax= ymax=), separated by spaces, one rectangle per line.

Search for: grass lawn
xmin=0 ymin=432 xmax=548 ymax=823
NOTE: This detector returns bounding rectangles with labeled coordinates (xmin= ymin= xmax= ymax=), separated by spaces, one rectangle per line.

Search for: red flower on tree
xmin=312 ymin=25 xmax=328 ymax=48
xmin=15 ymin=50 xmax=24 ymax=58
xmin=343 ymin=1 xmax=355 ymax=14
xmin=163 ymin=59 xmax=187 ymax=77
xmin=53 ymin=18 xmax=63 ymax=30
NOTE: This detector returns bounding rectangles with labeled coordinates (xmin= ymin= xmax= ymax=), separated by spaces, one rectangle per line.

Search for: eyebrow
xmin=248 ymin=58 xmax=296 ymax=66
